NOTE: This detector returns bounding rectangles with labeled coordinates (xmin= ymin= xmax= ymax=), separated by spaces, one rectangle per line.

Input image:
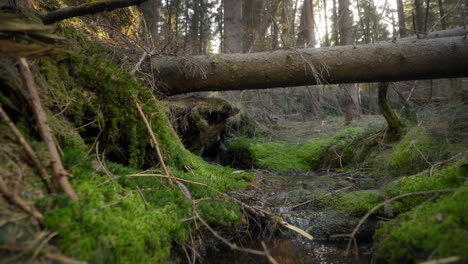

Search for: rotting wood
xmin=18 ymin=58 xmax=78 ymax=201
xmin=153 ymin=36 xmax=468 ymax=95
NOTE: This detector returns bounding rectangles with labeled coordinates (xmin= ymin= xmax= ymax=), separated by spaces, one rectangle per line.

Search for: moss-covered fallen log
xmin=152 ymin=37 xmax=468 ymax=95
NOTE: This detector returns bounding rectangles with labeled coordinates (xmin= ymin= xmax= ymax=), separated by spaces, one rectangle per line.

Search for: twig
xmin=332 ymin=188 xmax=460 ymax=256
xmin=136 ymin=186 xmax=149 ymax=210
xmin=195 ymin=213 xmax=279 ymax=264
xmin=128 ymin=173 xmax=314 ymax=240
xmin=0 ymin=168 xmax=44 ymax=223
xmin=18 ymin=58 xmax=78 ymax=201
xmin=0 ymin=105 xmax=54 ymax=192
xmin=134 ymin=101 xmax=173 ymax=183
xmin=420 ymin=256 xmax=460 ymax=264
xmin=0 ymin=244 xmax=85 ymax=264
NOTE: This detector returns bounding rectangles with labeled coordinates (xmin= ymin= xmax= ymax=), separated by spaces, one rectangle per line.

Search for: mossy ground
xmin=1 ymin=27 xmax=253 ymax=263
xmin=225 ymin=127 xmax=374 ymax=173
xmin=227 ymin=115 xmax=467 ymax=262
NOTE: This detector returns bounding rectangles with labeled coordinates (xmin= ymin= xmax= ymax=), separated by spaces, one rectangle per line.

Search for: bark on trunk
xmin=138 ymin=0 xmax=159 ymax=43
xmin=414 ymin=0 xmax=424 ymax=33
xmin=224 ymin=0 xmax=242 ymax=53
xmin=396 ymin=0 xmax=407 ymax=37
xmin=152 ymin=37 xmax=468 ymax=95
xmin=338 ymin=0 xmax=359 ymax=123
xmin=437 ymin=0 xmax=446 ymax=30
xmin=41 ymin=0 xmax=147 ymax=25
xmin=297 ymin=0 xmax=316 ymax=48
xmin=378 ymin=82 xmax=405 ymax=139
xmin=400 ymin=27 xmax=468 ymax=40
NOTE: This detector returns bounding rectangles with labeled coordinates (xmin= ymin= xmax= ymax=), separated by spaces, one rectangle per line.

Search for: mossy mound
xmin=373 ymin=187 xmax=468 ymax=263
xmin=0 ymin=27 xmax=253 ymax=263
xmin=224 ymin=127 xmax=374 ymax=173
xmin=387 ymin=126 xmax=451 ymax=176
xmin=371 ymin=157 xmax=468 ymax=263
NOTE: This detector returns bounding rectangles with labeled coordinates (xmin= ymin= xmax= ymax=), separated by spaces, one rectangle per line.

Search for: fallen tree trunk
xmin=400 ymin=27 xmax=468 ymax=41
xmin=41 ymin=0 xmax=147 ymax=25
xmin=152 ymin=36 xmax=468 ymax=95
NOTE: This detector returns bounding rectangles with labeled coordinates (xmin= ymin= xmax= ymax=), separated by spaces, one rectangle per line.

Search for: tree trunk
xmin=331 ymin=0 xmax=340 ymax=45
xmin=322 ymin=0 xmax=330 ymax=46
xmin=152 ymin=36 xmax=468 ymax=95
xmin=400 ymin=27 xmax=468 ymax=40
xmin=224 ymin=0 xmax=242 ymax=53
xmin=437 ymin=0 xmax=446 ymax=30
xmin=297 ymin=0 xmax=316 ymax=48
xmin=414 ymin=0 xmax=424 ymax=33
xmin=139 ymin=0 xmax=159 ymax=43
xmin=41 ymin=0 xmax=147 ymax=24
xmin=396 ymin=0 xmax=407 ymax=37
xmin=378 ymin=82 xmax=405 ymax=139
xmin=338 ymin=0 xmax=359 ymax=123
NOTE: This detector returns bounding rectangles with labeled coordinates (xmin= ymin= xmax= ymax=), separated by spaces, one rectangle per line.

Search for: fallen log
xmin=152 ymin=36 xmax=468 ymax=95
xmin=41 ymin=0 xmax=147 ymax=25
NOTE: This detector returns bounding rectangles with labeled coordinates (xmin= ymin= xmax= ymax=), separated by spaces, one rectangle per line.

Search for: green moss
xmin=387 ymin=127 xmax=450 ymax=176
xmin=373 ymin=187 xmax=468 ymax=263
xmin=229 ymin=64 xmax=238 ymax=72
xmin=333 ymin=190 xmax=383 ymax=216
xmin=385 ymin=157 xmax=467 ymax=214
xmin=33 ymin=27 xmax=254 ymax=263
xmin=226 ymin=127 xmax=372 ymax=173
xmin=286 ymin=54 xmax=294 ymax=62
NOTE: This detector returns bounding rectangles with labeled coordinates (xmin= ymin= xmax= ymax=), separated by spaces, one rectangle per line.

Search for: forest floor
xmin=217 ymin=111 xmax=467 ymax=264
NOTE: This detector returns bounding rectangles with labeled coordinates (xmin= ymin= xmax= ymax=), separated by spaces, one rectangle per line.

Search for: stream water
xmin=206 ymin=170 xmax=379 ymax=263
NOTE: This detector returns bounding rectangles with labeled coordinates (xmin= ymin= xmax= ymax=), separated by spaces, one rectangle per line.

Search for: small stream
xmin=206 ymin=170 xmax=379 ymax=263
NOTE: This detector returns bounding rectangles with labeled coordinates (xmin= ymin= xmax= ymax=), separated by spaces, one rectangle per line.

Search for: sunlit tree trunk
xmin=396 ymin=0 xmax=407 ymax=37
xmin=338 ymin=0 xmax=360 ymax=123
xmin=323 ymin=0 xmax=330 ymax=46
xmin=297 ymin=0 xmax=316 ymax=48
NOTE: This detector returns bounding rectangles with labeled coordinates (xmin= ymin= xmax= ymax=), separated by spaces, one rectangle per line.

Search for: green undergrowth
xmin=373 ymin=186 xmax=468 ymax=263
xmin=386 ymin=126 xmax=452 ymax=176
xmin=9 ymin=27 xmax=254 ymax=263
xmin=371 ymin=156 xmax=468 ymax=263
xmin=43 ymin=149 xmax=251 ymax=263
xmin=226 ymin=127 xmax=374 ymax=173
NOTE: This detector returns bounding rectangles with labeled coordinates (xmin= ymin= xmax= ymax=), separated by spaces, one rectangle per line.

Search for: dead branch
xmin=0 ymin=244 xmax=85 ymax=264
xmin=0 ymin=167 xmax=44 ymax=223
xmin=134 ymin=100 xmax=194 ymax=200
xmin=128 ymin=173 xmax=314 ymax=240
xmin=195 ymin=213 xmax=279 ymax=264
xmin=18 ymin=58 xmax=78 ymax=201
xmin=420 ymin=256 xmax=460 ymax=264
xmin=0 ymin=105 xmax=54 ymax=192
xmin=332 ymin=188 xmax=460 ymax=256
xmin=40 ymin=0 xmax=148 ymax=25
